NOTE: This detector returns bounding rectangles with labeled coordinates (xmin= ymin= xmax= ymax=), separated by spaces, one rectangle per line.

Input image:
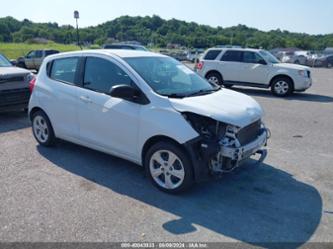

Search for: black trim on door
xmin=224 ymin=80 xmax=269 ymax=89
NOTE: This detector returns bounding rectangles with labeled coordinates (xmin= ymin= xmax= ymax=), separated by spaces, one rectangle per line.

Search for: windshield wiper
xmin=163 ymin=93 xmax=187 ymax=99
xmin=186 ymin=87 xmax=221 ymax=97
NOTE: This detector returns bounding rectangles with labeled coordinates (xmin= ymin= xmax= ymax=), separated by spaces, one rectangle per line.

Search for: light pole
xmin=74 ymin=10 xmax=82 ymax=49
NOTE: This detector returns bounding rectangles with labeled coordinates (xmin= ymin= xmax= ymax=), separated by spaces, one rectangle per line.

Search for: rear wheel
xmin=31 ymin=110 xmax=56 ymax=146
xmin=271 ymin=77 xmax=293 ymax=97
xmin=206 ymin=72 xmax=223 ymax=86
xmin=145 ymin=141 xmax=194 ymax=194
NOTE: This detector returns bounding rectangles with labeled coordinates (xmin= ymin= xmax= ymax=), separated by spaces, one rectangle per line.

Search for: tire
xmin=31 ymin=110 xmax=56 ymax=146
xmin=144 ymin=141 xmax=194 ymax=194
xmin=206 ymin=72 xmax=223 ymax=86
xmin=271 ymin=77 xmax=293 ymax=97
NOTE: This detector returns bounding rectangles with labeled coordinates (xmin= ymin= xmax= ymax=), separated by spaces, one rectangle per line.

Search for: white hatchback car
xmin=29 ymin=50 xmax=269 ymax=193
xmin=197 ymin=48 xmax=312 ymax=96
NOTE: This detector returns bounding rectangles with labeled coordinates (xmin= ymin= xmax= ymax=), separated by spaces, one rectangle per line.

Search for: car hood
xmin=169 ymin=89 xmax=263 ymax=128
xmin=0 ymin=66 xmax=31 ymax=77
xmin=274 ymin=63 xmax=310 ymax=70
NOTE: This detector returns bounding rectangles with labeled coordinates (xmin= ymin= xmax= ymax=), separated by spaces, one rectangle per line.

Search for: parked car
xmin=16 ymin=49 xmax=59 ymax=71
xmin=29 ymin=50 xmax=269 ymax=193
xmin=186 ymin=49 xmax=205 ymax=62
xmin=0 ymin=53 xmax=34 ymax=112
xmin=196 ymin=48 xmax=312 ymax=97
xmin=103 ymin=44 xmax=148 ymax=51
xmin=308 ymin=55 xmax=333 ymax=68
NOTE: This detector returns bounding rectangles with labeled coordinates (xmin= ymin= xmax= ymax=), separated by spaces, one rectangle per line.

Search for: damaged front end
xmin=182 ymin=112 xmax=270 ymax=179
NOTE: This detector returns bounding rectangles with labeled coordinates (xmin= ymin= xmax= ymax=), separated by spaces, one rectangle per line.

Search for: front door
xmin=239 ymin=51 xmax=270 ymax=85
xmin=76 ymin=56 xmax=141 ymax=159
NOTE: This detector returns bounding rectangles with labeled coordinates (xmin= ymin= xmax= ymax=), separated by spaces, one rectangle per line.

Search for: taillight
xmin=196 ymin=61 xmax=204 ymax=70
xmin=29 ymin=76 xmax=36 ymax=93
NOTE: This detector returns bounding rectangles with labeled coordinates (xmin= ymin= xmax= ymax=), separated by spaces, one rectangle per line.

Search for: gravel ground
xmin=0 ymin=68 xmax=332 ymax=246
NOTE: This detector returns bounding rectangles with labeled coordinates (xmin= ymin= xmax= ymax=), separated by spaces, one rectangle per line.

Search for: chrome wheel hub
xmin=149 ymin=150 xmax=185 ymax=190
xmin=208 ymin=76 xmax=219 ymax=84
xmin=33 ymin=116 xmax=49 ymax=143
xmin=274 ymin=81 xmax=289 ymax=95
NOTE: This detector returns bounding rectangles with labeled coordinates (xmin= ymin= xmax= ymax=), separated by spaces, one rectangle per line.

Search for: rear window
xmin=50 ymin=57 xmax=79 ymax=84
xmin=204 ymin=50 xmax=222 ymax=60
xmin=221 ymin=50 xmax=243 ymax=62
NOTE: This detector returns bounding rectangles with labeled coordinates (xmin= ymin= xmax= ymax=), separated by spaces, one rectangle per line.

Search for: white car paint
xmin=29 ymin=49 xmax=265 ymax=167
xmin=197 ymin=48 xmax=312 ymax=92
xmin=170 ymin=89 xmax=263 ymax=128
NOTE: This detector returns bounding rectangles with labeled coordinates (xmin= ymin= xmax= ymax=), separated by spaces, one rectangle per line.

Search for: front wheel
xmin=31 ymin=110 xmax=56 ymax=146
xmin=145 ymin=142 xmax=194 ymax=194
xmin=271 ymin=77 xmax=293 ymax=97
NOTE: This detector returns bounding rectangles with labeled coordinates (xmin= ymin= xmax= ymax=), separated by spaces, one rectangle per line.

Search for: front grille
xmin=0 ymin=76 xmax=25 ymax=84
xmin=236 ymin=120 xmax=261 ymax=146
xmin=0 ymin=88 xmax=30 ymax=106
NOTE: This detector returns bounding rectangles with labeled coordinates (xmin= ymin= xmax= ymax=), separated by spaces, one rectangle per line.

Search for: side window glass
xmin=50 ymin=57 xmax=79 ymax=84
xmin=221 ymin=51 xmax=242 ymax=62
xmin=204 ymin=50 xmax=222 ymax=60
xmin=84 ymin=57 xmax=132 ymax=93
xmin=26 ymin=51 xmax=36 ymax=58
xmin=243 ymin=52 xmax=264 ymax=64
xmin=35 ymin=50 xmax=43 ymax=58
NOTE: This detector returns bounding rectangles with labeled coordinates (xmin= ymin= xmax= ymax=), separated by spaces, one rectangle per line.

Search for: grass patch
xmin=0 ymin=42 xmax=81 ymax=59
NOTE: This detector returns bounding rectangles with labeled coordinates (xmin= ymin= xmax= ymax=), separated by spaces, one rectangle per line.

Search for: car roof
xmin=45 ymin=49 xmax=166 ymax=60
xmin=206 ymin=47 xmax=263 ymax=53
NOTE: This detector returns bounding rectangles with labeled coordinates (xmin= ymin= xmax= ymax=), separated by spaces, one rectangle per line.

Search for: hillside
xmin=0 ymin=15 xmax=332 ymax=49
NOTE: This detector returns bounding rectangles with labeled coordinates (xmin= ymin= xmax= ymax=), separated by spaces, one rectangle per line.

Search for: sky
xmin=0 ymin=0 xmax=332 ymax=35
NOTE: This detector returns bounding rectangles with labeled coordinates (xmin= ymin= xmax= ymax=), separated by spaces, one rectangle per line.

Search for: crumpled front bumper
xmin=220 ymin=128 xmax=270 ymax=163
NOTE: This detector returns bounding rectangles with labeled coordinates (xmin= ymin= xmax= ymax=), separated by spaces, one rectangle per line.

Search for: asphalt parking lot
xmin=0 ymin=68 xmax=332 ymax=246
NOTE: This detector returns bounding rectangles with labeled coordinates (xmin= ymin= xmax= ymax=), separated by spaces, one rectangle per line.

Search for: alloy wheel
xmin=33 ymin=115 xmax=49 ymax=143
xmin=149 ymin=150 xmax=185 ymax=190
xmin=274 ymin=80 xmax=289 ymax=95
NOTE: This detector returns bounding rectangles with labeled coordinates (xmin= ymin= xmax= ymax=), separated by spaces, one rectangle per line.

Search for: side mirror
xmin=109 ymin=85 xmax=149 ymax=105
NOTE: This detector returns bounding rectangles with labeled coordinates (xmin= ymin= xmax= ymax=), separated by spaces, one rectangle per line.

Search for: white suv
xmin=197 ymin=48 xmax=312 ymax=96
xmin=29 ymin=50 xmax=269 ymax=193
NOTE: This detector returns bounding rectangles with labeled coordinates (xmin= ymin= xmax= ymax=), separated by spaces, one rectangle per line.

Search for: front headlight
xmin=182 ymin=112 xmax=227 ymax=139
xmin=298 ymin=70 xmax=307 ymax=77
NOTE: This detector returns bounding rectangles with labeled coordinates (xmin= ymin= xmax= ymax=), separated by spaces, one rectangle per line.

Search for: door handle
xmin=79 ymin=96 xmax=92 ymax=103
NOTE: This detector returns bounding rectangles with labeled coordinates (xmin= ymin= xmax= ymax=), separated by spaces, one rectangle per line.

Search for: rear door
xmin=219 ymin=50 xmax=243 ymax=82
xmin=43 ymin=56 xmax=81 ymax=139
xmin=76 ymin=55 xmax=141 ymax=158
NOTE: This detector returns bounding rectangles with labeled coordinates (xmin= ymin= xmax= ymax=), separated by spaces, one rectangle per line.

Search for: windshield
xmin=0 ymin=54 xmax=12 ymax=67
xmin=259 ymin=50 xmax=280 ymax=64
xmin=125 ymin=56 xmax=219 ymax=97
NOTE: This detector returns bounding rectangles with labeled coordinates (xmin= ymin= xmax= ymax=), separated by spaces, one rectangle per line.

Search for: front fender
xmin=138 ymin=106 xmax=198 ymax=156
